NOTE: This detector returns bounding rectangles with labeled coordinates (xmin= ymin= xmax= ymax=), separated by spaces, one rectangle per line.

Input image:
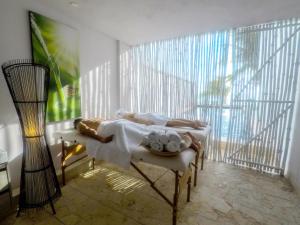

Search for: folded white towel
xmin=166 ymin=141 xmax=181 ymax=152
xmin=166 ymin=130 xmax=181 ymax=145
xmin=150 ymin=141 xmax=164 ymax=152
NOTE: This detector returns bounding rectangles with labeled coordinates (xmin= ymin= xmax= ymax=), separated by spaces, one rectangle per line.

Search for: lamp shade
xmin=2 ymin=59 xmax=61 ymax=214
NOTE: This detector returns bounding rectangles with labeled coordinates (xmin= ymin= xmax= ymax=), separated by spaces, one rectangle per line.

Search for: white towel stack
xmin=143 ymin=130 xmax=182 ymax=152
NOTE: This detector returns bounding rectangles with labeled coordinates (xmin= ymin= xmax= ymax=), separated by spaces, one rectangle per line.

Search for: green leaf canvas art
xmin=29 ymin=11 xmax=81 ymax=122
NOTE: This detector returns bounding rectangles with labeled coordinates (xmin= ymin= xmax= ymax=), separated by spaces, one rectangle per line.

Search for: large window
xmin=120 ymin=19 xmax=300 ymax=174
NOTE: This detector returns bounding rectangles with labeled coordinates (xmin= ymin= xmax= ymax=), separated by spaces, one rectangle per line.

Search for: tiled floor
xmin=1 ymin=160 xmax=300 ymax=225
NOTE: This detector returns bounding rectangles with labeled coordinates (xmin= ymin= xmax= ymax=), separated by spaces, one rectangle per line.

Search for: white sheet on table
xmin=85 ymin=119 xmax=209 ymax=168
xmin=86 ymin=119 xmax=161 ymax=168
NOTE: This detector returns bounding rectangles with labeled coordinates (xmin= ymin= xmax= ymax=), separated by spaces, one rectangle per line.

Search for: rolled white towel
xmin=142 ymin=136 xmax=150 ymax=146
xmin=150 ymin=141 xmax=164 ymax=152
xmin=166 ymin=130 xmax=181 ymax=145
xmin=159 ymin=133 xmax=169 ymax=145
xmin=148 ymin=131 xmax=159 ymax=142
xmin=148 ymin=138 xmax=156 ymax=146
xmin=166 ymin=141 xmax=181 ymax=152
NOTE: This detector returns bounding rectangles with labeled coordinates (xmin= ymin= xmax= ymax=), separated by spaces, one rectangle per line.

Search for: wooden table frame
xmin=61 ymin=140 xmax=95 ymax=186
xmin=60 ymin=139 xmax=205 ymax=186
xmin=130 ymin=162 xmax=192 ymax=225
xmin=59 ymin=138 xmax=205 ymax=225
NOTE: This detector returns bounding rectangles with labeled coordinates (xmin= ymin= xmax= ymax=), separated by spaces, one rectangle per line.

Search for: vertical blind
xmin=119 ymin=19 xmax=300 ymax=174
xmin=120 ymin=32 xmax=230 ymax=161
xmin=224 ymin=19 xmax=300 ymax=174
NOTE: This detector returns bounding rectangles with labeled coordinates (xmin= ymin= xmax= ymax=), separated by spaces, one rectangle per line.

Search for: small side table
xmin=0 ymin=151 xmax=12 ymax=207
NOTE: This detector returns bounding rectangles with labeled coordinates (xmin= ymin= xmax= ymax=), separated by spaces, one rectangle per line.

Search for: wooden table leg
xmin=61 ymin=140 xmax=66 ymax=186
xmin=173 ymin=171 xmax=179 ymax=225
xmin=201 ymin=149 xmax=204 ymax=170
xmin=193 ymin=151 xmax=199 ymax=187
xmin=187 ymin=175 xmax=191 ymax=202
xmin=92 ymin=158 xmax=95 ymax=170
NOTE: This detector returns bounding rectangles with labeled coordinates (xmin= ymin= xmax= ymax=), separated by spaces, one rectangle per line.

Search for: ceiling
xmin=38 ymin=0 xmax=300 ymax=45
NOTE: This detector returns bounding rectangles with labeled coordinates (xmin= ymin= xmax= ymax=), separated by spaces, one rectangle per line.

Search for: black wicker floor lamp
xmin=2 ymin=60 xmax=61 ymax=215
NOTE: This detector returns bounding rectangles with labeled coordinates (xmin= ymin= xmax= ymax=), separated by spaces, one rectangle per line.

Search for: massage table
xmin=53 ymin=126 xmax=211 ymax=225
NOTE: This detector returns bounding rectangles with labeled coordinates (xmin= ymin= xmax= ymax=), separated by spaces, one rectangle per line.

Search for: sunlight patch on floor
xmin=80 ymin=166 xmax=146 ymax=194
xmin=80 ymin=168 xmax=102 ymax=178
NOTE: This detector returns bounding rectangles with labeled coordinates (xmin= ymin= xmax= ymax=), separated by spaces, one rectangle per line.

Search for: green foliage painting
xmin=29 ymin=11 xmax=81 ymax=122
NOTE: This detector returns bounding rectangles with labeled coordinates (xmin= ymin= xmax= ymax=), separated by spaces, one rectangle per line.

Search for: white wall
xmin=0 ymin=0 xmax=120 ymax=191
xmin=286 ymin=76 xmax=300 ymax=194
